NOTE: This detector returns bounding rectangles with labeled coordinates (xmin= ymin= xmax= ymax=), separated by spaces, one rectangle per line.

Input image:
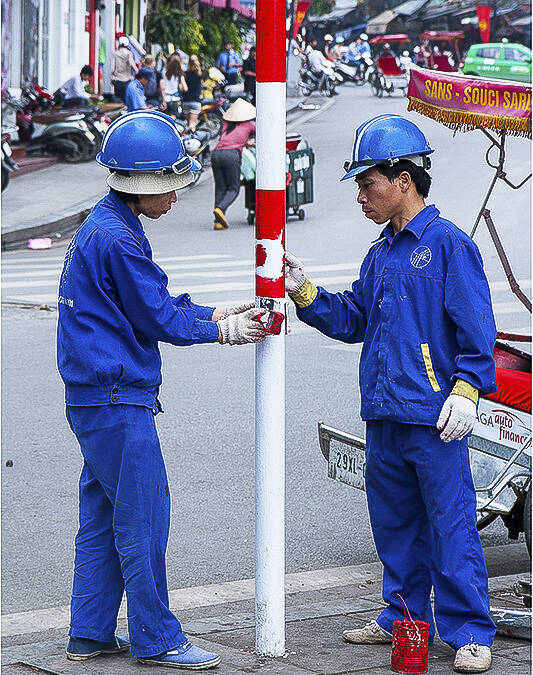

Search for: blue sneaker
xmin=137 ymin=641 xmax=221 ymax=670
xmin=66 ymin=635 xmax=130 ymax=660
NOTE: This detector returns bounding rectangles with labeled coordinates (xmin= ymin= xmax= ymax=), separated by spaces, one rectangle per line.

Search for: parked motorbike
xmin=298 ymin=66 xmax=341 ymax=97
xmin=5 ymin=87 xmax=97 ymax=163
xmin=1 ymin=132 xmax=19 ymax=191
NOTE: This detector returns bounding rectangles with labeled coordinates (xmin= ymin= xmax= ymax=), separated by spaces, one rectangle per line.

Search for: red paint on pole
xmin=256 ymin=189 xmax=285 ymax=241
xmin=256 ymin=1 xmax=286 ymax=82
xmin=255 ymin=189 xmax=285 ymax=299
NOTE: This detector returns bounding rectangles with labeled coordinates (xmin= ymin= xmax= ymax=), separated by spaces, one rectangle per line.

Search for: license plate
xmin=85 ymin=130 xmax=95 ymax=142
xmin=328 ymin=439 xmax=366 ymax=490
xmin=2 ymin=141 xmax=12 ymax=157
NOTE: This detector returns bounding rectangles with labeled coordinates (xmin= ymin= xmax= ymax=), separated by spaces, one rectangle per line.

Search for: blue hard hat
xmin=96 ymin=110 xmax=201 ymax=174
xmin=341 ymin=114 xmax=434 ymax=181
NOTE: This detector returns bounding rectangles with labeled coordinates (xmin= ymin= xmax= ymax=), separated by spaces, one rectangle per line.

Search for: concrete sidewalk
xmin=0 ymin=95 xmax=315 ymax=250
xmin=2 ymin=560 xmax=530 ymax=675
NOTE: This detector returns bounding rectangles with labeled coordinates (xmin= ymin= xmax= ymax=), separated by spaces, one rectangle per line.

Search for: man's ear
xmin=397 ymin=171 xmax=412 ymax=192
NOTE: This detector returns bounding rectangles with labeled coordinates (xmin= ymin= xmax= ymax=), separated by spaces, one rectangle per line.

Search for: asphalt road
xmin=1 ymin=84 xmax=530 ymax=615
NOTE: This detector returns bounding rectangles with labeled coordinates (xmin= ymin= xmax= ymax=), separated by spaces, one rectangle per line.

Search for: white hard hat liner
xmin=106 ymin=170 xmax=194 ymax=194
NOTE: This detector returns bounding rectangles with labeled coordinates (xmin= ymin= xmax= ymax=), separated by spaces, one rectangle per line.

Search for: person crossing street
xmin=285 ymin=114 xmax=497 ymax=674
xmin=57 ymin=110 xmax=267 ymax=670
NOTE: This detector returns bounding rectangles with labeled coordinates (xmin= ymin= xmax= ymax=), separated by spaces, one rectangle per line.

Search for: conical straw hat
xmin=222 ymin=98 xmax=256 ymax=122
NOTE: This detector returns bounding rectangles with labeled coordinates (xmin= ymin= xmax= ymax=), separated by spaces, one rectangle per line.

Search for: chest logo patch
xmin=410 ymin=245 xmax=432 ymax=269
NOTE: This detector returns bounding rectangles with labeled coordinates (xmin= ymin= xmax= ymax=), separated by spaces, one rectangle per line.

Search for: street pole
xmin=255 ymin=0 xmax=286 ymax=658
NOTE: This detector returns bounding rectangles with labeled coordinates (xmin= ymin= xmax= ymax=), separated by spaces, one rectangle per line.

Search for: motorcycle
xmin=1 ymin=132 xmax=19 ymax=191
xmin=5 ymin=87 xmax=97 ymax=163
xmin=298 ymin=65 xmax=341 ymax=97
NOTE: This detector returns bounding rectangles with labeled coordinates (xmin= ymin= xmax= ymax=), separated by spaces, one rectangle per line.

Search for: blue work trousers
xmin=365 ymin=420 xmax=496 ymax=649
xmin=66 ymin=404 xmax=187 ymax=658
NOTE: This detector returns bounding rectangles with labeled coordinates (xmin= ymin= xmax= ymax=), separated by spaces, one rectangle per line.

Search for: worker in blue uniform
xmin=57 ymin=110 xmax=267 ymax=670
xmin=285 ymin=115 xmax=497 ymax=674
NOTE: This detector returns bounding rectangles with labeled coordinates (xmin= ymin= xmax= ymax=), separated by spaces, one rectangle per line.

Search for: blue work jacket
xmin=57 ymin=191 xmax=219 ymax=409
xmin=297 ymin=205 xmax=497 ymax=425
xmin=125 ymin=79 xmax=147 ymax=111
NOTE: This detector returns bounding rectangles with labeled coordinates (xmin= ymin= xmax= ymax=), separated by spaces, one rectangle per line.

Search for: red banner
xmin=293 ymin=1 xmax=312 ymax=39
xmin=476 ymin=5 xmax=491 ymax=43
xmin=407 ymin=67 xmax=531 ymax=138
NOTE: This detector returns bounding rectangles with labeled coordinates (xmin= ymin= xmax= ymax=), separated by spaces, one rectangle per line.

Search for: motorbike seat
xmin=32 ymin=111 xmax=84 ymax=124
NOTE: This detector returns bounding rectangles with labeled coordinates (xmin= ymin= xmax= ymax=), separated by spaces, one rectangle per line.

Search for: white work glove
xmin=218 ymin=307 xmax=267 ymax=345
xmin=212 ymin=302 xmax=254 ymax=322
xmin=437 ymin=394 xmax=477 ymax=443
xmin=285 ymin=252 xmax=306 ymax=294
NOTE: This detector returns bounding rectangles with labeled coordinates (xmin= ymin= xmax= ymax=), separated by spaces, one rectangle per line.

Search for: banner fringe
xmin=407 ymin=96 xmax=532 ymax=139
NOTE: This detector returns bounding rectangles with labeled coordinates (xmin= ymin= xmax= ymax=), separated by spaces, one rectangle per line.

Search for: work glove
xmin=285 ymin=252 xmax=319 ymax=308
xmin=284 ymin=252 xmax=306 ymax=293
xmin=212 ymin=302 xmax=255 ymax=322
xmin=218 ymin=307 xmax=267 ymax=345
xmin=437 ymin=394 xmax=477 ymax=443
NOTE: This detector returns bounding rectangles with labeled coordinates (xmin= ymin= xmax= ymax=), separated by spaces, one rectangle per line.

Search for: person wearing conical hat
xmin=211 ymin=98 xmax=256 ymax=230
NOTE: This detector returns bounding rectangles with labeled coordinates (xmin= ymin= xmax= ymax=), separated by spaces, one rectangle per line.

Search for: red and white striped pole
xmin=255 ymin=0 xmax=286 ymax=657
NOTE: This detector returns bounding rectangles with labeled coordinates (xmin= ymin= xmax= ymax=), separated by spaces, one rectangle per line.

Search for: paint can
xmin=391 ymin=594 xmax=429 ymax=674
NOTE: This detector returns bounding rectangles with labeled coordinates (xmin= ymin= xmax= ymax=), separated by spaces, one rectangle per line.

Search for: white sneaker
xmin=342 ymin=619 xmax=392 ymax=644
xmin=454 ymin=644 xmax=492 ymax=673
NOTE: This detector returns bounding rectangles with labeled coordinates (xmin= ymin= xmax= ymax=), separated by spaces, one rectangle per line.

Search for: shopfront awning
xmin=394 ymin=0 xmax=429 ymax=17
xmin=366 ymin=9 xmax=399 ymax=36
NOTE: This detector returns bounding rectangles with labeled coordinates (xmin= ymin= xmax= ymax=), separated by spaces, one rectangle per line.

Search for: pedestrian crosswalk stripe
xmin=0 ymin=253 xmax=234 ymax=267
xmin=1 ymin=261 xmax=361 ymax=281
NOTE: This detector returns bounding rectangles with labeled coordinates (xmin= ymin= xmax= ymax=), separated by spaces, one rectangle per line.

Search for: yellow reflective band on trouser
xmin=290 ymin=278 xmax=319 ymax=308
xmin=452 ymin=378 xmax=479 ymax=404
xmin=421 ymin=343 xmax=441 ymax=392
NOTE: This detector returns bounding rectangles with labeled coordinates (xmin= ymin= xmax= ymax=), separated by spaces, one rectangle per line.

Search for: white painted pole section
xmin=256 ymin=82 xmax=287 ymax=191
xmin=255 ymin=44 xmax=286 ymax=656
xmin=255 ymin=334 xmax=285 ymax=656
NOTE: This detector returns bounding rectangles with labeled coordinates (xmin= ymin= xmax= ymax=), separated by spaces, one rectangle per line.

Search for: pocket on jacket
xmin=420 ymin=343 xmax=441 ymax=392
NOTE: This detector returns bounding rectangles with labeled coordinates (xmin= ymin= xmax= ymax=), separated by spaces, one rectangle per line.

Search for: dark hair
xmin=165 ymin=54 xmax=184 ymax=79
xmin=110 ymin=186 xmax=139 ymax=204
xmin=375 ymin=160 xmax=432 ymax=198
xmin=80 ymin=65 xmax=94 ymax=77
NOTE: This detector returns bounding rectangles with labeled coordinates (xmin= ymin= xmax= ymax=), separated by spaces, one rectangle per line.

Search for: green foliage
xmin=310 ymin=0 xmax=334 ymax=15
xmin=146 ymin=3 xmax=206 ymax=54
xmin=147 ymin=3 xmax=252 ymax=66
xmin=201 ymin=12 xmax=245 ymax=63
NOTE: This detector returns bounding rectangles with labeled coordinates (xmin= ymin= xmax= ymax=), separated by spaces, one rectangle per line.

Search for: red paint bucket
xmin=391 ymin=594 xmax=429 ymax=674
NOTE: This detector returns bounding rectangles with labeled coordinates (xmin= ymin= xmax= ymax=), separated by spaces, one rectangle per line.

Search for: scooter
xmin=1 ymin=132 xmax=19 ymax=191
xmin=6 ymin=88 xmax=97 ymax=163
xmin=298 ymin=65 xmax=341 ymax=97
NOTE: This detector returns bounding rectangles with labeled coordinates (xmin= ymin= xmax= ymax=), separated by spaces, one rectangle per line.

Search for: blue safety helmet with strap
xmin=97 ymin=110 xmax=201 ymax=174
xmin=341 ymin=114 xmax=434 ymax=182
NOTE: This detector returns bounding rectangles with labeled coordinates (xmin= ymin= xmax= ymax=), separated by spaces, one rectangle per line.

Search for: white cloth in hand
xmin=285 ymin=252 xmax=306 ymax=294
xmin=437 ymin=394 xmax=477 ymax=442
xmin=213 ymin=302 xmax=255 ymax=321
xmin=218 ymin=308 xmax=267 ymax=345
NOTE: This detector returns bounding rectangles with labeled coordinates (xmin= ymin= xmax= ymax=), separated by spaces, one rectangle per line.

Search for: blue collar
xmin=103 ymin=190 xmax=145 ymax=239
xmin=376 ymin=204 xmax=440 ymax=243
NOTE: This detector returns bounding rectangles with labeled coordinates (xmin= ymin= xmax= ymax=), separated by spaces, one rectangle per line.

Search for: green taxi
xmin=461 ymin=42 xmax=531 ymax=82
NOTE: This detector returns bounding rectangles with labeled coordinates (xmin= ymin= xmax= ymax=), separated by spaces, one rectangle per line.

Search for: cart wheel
xmin=524 ymin=489 xmax=531 ymax=557
xmin=298 ymin=209 xmax=305 ymax=220
xmin=247 ymin=212 xmax=255 ymax=226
